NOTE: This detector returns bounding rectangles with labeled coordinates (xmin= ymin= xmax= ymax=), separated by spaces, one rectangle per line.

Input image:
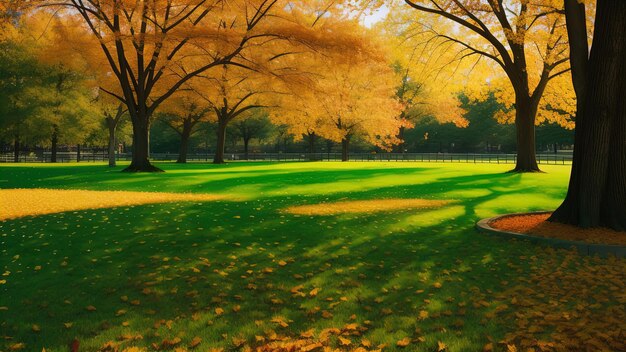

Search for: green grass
xmin=0 ymin=162 xmax=623 ymax=352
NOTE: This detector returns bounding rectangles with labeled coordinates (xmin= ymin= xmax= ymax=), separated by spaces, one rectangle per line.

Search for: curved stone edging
xmin=476 ymin=212 xmax=626 ymax=258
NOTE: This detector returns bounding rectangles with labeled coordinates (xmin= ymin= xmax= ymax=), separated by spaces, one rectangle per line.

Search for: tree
xmin=231 ymin=110 xmax=272 ymax=159
xmin=194 ymin=64 xmax=268 ymax=164
xmin=103 ymin=103 xmax=126 ymax=167
xmin=0 ymin=39 xmax=39 ymax=162
xmin=41 ymin=0 xmax=289 ymax=171
xmin=402 ymin=0 xmax=573 ymax=172
xmin=40 ymin=0 xmax=380 ymax=171
xmin=276 ymin=59 xmax=404 ymax=161
xmin=1 ymin=16 xmax=99 ymax=162
xmin=158 ymin=92 xmax=210 ymax=164
xmin=550 ymin=0 xmax=626 ymax=230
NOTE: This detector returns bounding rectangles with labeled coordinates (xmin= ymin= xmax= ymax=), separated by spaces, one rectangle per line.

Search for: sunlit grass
xmin=0 ymin=162 xmax=624 ymax=352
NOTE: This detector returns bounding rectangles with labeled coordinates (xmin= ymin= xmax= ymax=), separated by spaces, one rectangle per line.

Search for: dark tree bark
xmin=177 ymin=120 xmax=193 ymax=164
xmin=511 ymin=97 xmax=540 ymax=172
xmin=105 ymin=104 xmax=125 ymax=168
xmin=13 ymin=134 xmax=19 ymax=163
xmin=551 ymin=0 xmax=626 ymax=230
xmin=76 ymin=144 xmax=81 ymax=162
xmin=107 ymin=119 xmax=117 ymax=167
xmin=50 ymin=124 xmax=58 ymax=163
xmin=243 ymin=137 xmax=251 ymax=160
xmin=214 ymin=119 xmax=228 ymax=164
xmin=394 ymin=126 xmax=406 ymax=153
xmin=306 ymin=132 xmax=317 ymax=160
xmin=341 ymin=136 xmax=350 ymax=162
xmin=124 ymin=118 xmax=161 ymax=172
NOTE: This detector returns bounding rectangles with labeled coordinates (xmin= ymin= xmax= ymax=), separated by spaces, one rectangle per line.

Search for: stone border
xmin=476 ymin=211 xmax=626 ymax=258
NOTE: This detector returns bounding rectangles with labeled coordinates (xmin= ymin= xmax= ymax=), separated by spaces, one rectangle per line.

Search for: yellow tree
xmin=402 ymin=0 xmax=573 ymax=172
xmin=38 ymin=0 xmax=385 ymax=171
xmin=274 ymin=56 xmax=404 ymax=161
xmin=379 ymin=17 xmax=469 ymax=151
xmin=157 ymin=88 xmax=211 ymax=163
xmin=36 ymin=0 xmax=291 ymax=171
xmin=191 ymin=64 xmax=270 ymax=164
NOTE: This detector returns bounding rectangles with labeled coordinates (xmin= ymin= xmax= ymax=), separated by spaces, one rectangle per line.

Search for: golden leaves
xmin=283 ymin=199 xmax=450 ymax=216
xmin=0 ymin=189 xmax=225 ymax=221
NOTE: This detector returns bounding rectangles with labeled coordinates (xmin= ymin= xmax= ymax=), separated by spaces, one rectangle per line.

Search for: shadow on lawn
xmin=2 ymin=163 xmax=622 ymax=352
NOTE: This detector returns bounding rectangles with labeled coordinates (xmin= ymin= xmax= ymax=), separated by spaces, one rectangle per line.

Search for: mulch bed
xmin=490 ymin=212 xmax=626 ymax=246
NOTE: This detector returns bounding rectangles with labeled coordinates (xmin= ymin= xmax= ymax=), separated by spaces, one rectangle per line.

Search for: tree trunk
xmin=51 ymin=125 xmax=58 ymax=163
xmin=13 ymin=134 xmax=19 ymax=163
xmin=341 ymin=137 xmax=350 ymax=162
xmin=551 ymin=0 xmax=626 ymax=230
xmin=394 ymin=126 xmax=406 ymax=153
xmin=124 ymin=118 xmax=161 ymax=172
xmin=76 ymin=144 xmax=81 ymax=162
xmin=177 ymin=121 xmax=192 ymax=164
xmin=307 ymin=133 xmax=317 ymax=160
xmin=511 ymin=97 xmax=541 ymax=172
xmin=213 ymin=119 xmax=227 ymax=164
xmin=243 ymin=138 xmax=250 ymax=160
xmin=107 ymin=122 xmax=117 ymax=167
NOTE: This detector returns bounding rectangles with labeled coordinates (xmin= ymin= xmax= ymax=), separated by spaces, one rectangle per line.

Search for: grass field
xmin=1 ymin=162 xmax=624 ymax=352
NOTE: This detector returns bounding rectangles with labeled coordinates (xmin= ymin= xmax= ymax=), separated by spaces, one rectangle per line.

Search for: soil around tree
xmin=491 ymin=212 xmax=626 ymax=246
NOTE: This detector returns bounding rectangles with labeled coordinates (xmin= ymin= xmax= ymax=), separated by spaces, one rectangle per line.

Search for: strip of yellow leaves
xmin=0 ymin=188 xmax=226 ymax=220
xmin=283 ymin=198 xmax=450 ymax=216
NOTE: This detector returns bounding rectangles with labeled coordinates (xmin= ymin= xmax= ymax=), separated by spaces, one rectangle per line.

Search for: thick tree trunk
xmin=341 ymin=137 xmax=350 ymax=162
xmin=76 ymin=144 xmax=81 ymax=162
xmin=124 ymin=118 xmax=162 ymax=172
xmin=107 ymin=123 xmax=117 ymax=167
xmin=13 ymin=134 xmax=19 ymax=163
xmin=551 ymin=0 xmax=626 ymax=230
xmin=213 ymin=119 xmax=227 ymax=164
xmin=177 ymin=122 xmax=192 ymax=164
xmin=511 ymin=97 xmax=541 ymax=172
xmin=50 ymin=125 xmax=58 ymax=163
xmin=243 ymin=138 xmax=250 ymax=160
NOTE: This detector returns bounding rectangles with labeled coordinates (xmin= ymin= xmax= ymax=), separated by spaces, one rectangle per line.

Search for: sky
xmin=361 ymin=5 xmax=390 ymax=27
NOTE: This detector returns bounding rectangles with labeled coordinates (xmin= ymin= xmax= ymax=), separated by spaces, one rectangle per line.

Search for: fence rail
xmin=0 ymin=152 xmax=573 ymax=165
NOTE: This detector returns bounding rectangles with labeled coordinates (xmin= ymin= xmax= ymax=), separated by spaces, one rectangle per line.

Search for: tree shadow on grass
xmin=2 ymin=165 xmax=621 ymax=351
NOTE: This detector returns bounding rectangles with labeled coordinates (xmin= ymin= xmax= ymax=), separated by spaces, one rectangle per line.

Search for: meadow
xmin=0 ymin=162 xmax=624 ymax=352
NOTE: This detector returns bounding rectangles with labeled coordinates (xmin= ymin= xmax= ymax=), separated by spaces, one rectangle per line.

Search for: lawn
xmin=0 ymin=162 xmax=624 ymax=352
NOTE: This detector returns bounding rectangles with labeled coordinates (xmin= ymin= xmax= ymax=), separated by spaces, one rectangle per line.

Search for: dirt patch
xmin=491 ymin=212 xmax=626 ymax=246
xmin=283 ymin=198 xmax=450 ymax=216
xmin=0 ymin=188 xmax=225 ymax=221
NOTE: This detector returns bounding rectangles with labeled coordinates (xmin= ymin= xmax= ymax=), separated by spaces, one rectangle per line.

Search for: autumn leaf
xmin=215 ymin=307 xmax=224 ymax=316
xmin=8 ymin=343 xmax=25 ymax=351
xmin=338 ymin=336 xmax=352 ymax=346
xmin=396 ymin=337 xmax=411 ymax=347
xmin=300 ymin=329 xmax=315 ymax=338
xmin=271 ymin=317 xmax=289 ymax=328
xmin=309 ymin=287 xmax=319 ymax=297
xmin=85 ymin=305 xmax=97 ymax=311
xmin=437 ymin=341 xmax=447 ymax=351
xmin=161 ymin=337 xmax=182 ymax=349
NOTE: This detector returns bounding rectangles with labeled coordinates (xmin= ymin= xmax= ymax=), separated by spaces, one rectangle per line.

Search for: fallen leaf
xmin=397 ymin=337 xmax=411 ymax=347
